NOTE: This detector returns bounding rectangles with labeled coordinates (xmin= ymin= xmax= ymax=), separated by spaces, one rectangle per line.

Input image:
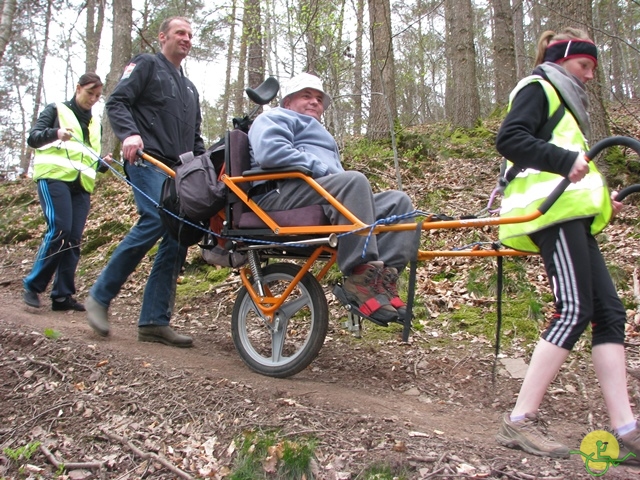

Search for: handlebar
xmin=538 ymin=136 xmax=640 ymax=214
xmin=590 ymin=136 xmax=640 ymax=203
xmin=617 ymin=184 xmax=640 ymax=202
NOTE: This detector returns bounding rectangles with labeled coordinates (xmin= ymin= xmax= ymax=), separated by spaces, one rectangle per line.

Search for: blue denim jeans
xmin=89 ymin=161 xmax=187 ymax=326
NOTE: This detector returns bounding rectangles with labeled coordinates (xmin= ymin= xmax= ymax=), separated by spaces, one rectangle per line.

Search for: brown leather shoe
xmin=381 ymin=267 xmax=407 ymax=319
xmin=138 ymin=325 xmax=193 ymax=348
xmin=496 ymin=413 xmax=569 ymax=458
xmin=620 ymin=422 xmax=640 ymax=459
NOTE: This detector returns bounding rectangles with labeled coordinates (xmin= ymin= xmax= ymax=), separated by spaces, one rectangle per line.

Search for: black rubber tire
xmin=231 ymin=263 xmax=329 ymax=378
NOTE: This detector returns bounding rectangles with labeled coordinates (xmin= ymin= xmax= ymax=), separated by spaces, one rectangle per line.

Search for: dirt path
xmin=2 ymin=276 xmax=640 ymax=479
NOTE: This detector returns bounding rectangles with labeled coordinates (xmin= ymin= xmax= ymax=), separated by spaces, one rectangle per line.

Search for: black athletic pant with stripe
xmin=530 ymin=217 xmax=626 ymax=350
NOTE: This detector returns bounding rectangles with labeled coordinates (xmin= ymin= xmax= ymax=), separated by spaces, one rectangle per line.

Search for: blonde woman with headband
xmin=495 ymin=27 xmax=638 ymax=459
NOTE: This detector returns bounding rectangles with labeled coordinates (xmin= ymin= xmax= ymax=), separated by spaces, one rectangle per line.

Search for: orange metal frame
xmin=141 ymin=134 xmax=640 ymax=329
xmin=142 ymin=151 xmax=536 ymax=323
xmin=220 ymin=170 xmax=536 ymax=322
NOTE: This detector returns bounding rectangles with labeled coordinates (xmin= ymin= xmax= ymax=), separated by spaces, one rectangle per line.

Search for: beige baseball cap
xmin=279 ymin=72 xmax=332 ymax=110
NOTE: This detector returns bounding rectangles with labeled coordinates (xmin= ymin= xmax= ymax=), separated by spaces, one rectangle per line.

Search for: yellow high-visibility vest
xmin=33 ymin=103 xmax=101 ymax=193
xmin=499 ymin=76 xmax=611 ymax=253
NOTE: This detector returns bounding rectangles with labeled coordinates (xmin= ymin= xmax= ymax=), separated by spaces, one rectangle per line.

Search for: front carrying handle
xmin=617 ymin=184 xmax=640 ymax=202
xmin=539 ymin=136 xmax=640 ymax=214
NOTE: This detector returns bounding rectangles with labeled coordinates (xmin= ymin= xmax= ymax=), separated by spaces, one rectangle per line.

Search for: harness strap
xmin=498 ymin=97 xmax=567 ymax=190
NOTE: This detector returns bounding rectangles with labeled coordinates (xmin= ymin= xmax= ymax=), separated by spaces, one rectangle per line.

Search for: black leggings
xmin=530 ymin=218 xmax=626 ymax=350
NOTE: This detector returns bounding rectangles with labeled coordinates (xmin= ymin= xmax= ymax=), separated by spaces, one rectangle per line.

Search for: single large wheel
xmin=231 ymin=262 xmax=329 ymax=378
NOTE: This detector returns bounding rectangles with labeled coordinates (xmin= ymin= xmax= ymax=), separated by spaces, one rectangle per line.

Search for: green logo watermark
xmin=570 ymin=430 xmax=636 ymax=476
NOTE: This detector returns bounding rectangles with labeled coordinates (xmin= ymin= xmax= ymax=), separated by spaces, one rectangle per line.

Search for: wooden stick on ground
xmin=40 ymin=444 xmax=103 ymax=470
xmin=102 ymin=430 xmax=194 ymax=480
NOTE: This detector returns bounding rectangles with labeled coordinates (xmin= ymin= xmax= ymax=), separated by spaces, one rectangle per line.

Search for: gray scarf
xmin=537 ymin=62 xmax=590 ymax=138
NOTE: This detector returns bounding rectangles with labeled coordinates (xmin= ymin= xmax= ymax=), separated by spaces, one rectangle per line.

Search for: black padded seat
xmin=227 ymin=129 xmax=330 ymax=229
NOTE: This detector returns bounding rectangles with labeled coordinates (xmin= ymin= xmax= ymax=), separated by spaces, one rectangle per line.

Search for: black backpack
xmin=175 ymin=140 xmax=227 ymax=221
xmin=158 ymin=139 xmax=227 ymax=246
xmin=159 ymin=176 xmax=207 ymax=246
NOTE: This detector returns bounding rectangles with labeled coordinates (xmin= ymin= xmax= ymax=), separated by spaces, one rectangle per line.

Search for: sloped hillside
xmin=2 ymin=108 xmax=640 ymax=479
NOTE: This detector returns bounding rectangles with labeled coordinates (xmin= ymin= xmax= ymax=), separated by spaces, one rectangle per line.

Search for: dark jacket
xmin=495 ymin=78 xmax=576 ymax=179
xmin=28 ymin=103 xmax=61 ymax=149
xmin=105 ymin=52 xmax=205 ymax=164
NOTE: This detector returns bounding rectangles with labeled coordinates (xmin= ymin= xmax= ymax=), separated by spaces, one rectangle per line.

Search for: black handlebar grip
xmin=584 ymin=136 xmax=640 ymax=203
xmin=537 ymin=136 xmax=640 ymax=213
xmin=616 ymin=184 xmax=640 ymax=202
xmin=538 ymin=178 xmax=570 ymax=215
xmin=585 ymin=136 xmax=640 ymax=161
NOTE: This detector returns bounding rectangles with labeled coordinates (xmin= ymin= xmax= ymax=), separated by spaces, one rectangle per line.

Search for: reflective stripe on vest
xmin=498 ymin=76 xmax=612 ymax=253
xmin=33 ymin=103 xmax=101 ymax=193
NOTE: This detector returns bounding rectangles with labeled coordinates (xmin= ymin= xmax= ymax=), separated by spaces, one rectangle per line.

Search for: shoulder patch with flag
xmin=121 ymin=63 xmax=136 ymax=80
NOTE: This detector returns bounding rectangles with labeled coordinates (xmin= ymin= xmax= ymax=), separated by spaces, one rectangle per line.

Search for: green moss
xmin=229 ymin=431 xmax=317 ymax=480
xmin=342 ymin=138 xmax=393 ymax=171
xmin=24 ymin=215 xmax=45 ymax=229
xmin=440 ymin=125 xmax=497 ymax=159
xmin=0 ymin=189 xmax=35 ymax=208
xmin=459 ymin=258 xmax=533 ymax=299
xmin=280 ymin=439 xmax=316 ymax=478
xmin=175 ymin=276 xmax=216 ymax=298
xmin=432 ymin=270 xmax=457 ymax=282
xmin=311 ymin=261 xmax=341 ymax=284
xmin=82 ymin=221 xmax=132 ymax=255
xmin=423 ymin=288 xmax=544 ymax=350
xmin=607 ymin=262 xmax=629 ymax=292
xmin=205 ymin=267 xmax=233 ymax=283
xmin=175 ymin=260 xmax=233 ymax=300
xmin=81 ymin=235 xmax=112 ymax=255
xmin=603 ymin=145 xmax=640 ymax=186
xmin=418 ymin=188 xmax=448 ymax=212
xmin=359 ymin=463 xmax=410 ymax=479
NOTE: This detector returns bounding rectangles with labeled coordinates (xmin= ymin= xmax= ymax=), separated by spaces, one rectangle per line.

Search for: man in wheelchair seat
xmin=248 ymin=72 xmax=416 ymax=325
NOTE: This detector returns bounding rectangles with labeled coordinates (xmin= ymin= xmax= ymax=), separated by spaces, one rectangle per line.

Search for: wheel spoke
xmin=270 ymin=324 xmax=287 ymax=362
xmin=279 ymin=295 xmax=310 ymax=319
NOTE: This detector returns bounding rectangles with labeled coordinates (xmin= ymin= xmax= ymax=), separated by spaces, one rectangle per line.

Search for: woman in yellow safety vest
xmin=23 ymin=72 xmax=112 ymax=312
xmin=495 ymin=27 xmax=640 ymax=459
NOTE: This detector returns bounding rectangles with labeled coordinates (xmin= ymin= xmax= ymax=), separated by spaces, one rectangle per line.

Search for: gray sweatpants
xmin=256 ymin=171 xmax=416 ymax=275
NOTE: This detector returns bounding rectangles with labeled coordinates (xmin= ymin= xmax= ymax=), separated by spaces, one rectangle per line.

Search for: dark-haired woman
xmin=23 ymin=72 xmax=112 ymax=311
xmin=495 ymin=27 xmax=639 ymax=459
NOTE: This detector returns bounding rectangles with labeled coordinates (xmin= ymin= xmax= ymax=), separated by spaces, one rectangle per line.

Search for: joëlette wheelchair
xmin=142 ymin=77 xmax=640 ymax=379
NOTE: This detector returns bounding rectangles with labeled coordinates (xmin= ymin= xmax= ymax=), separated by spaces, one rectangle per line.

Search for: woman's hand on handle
xmin=611 ymin=191 xmax=623 ymax=217
xmin=57 ymin=128 xmax=72 ymax=141
xmin=568 ymin=151 xmax=589 ymax=183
